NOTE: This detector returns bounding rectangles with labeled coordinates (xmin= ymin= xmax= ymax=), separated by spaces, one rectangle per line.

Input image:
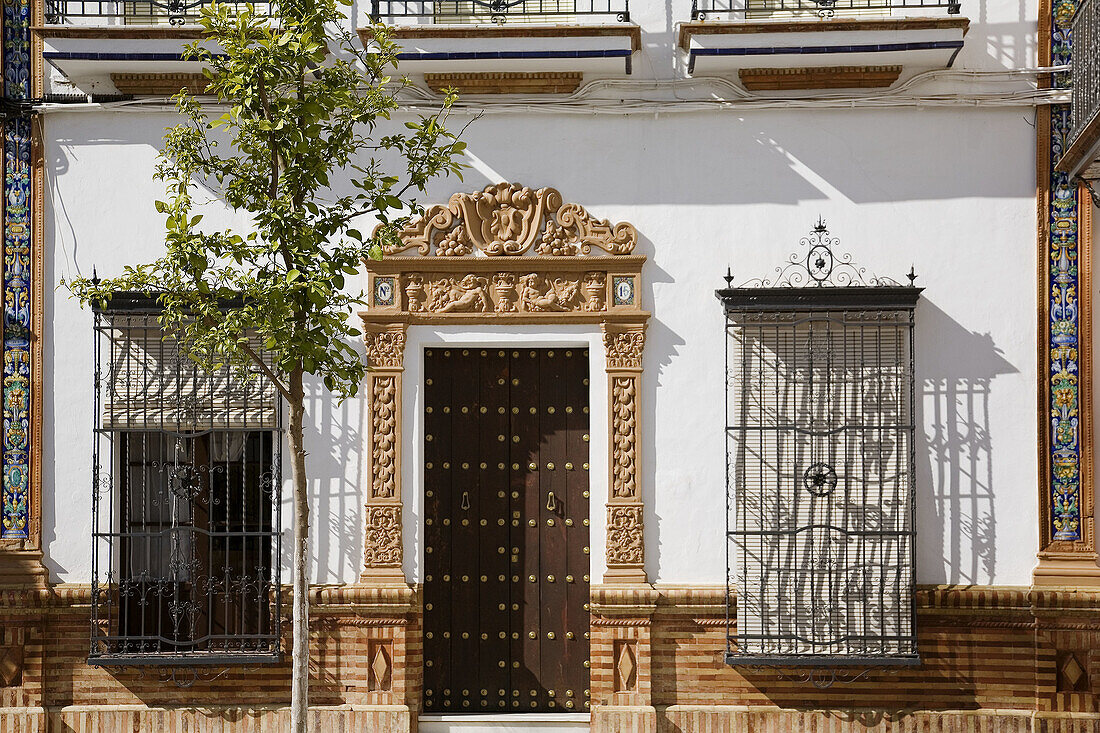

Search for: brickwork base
xmin=2 ymin=583 xmax=1099 ymax=731
xmin=659 ymin=706 xmax=1100 ymax=732
xmin=0 ymin=705 xmax=412 ymax=732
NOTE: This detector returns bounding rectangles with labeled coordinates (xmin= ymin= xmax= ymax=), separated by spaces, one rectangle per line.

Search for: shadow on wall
xmin=914 ymin=298 xmax=1017 ymax=586
xmin=633 ymin=232 xmax=686 ymax=582
xmin=278 ymin=362 xmax=366 ymax=583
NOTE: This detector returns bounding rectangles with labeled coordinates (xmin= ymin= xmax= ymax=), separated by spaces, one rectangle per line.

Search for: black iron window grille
xmin=369 ymin=0 xmax=629 ymax=24
xmin=1071 ymin=0 xmax=1099 ymax=144
xmin=45 ymin=0 xmax=275 ymax=25
xmin=89 ymin=294 xmax=283 ymax=666
xmin=716 ymin=220 xmax=921 ymax=669
xmin=690 ymin=0 xmax=958 ymax=21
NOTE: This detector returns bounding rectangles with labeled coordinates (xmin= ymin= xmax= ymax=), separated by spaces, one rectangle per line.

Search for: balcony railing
xmin=690 ymin=0 xmax=958 ymax=20
xmin=1070 ymin=0 xmax=1099 ymax=144
xmin=45 ymin=0 xmax=273 ymax=24
xmin=369 ymin=0 xmax=629 ymax=24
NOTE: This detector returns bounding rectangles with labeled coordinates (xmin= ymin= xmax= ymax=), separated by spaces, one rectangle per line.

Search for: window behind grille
xmin=89 ymin=296 xmax=283 ymax=666
xmin=719 ymin=282 xmax=921 ymax=668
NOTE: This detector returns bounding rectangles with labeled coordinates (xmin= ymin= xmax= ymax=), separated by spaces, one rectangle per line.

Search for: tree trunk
xmin=287 ymin=368 xmax=310 ymax=733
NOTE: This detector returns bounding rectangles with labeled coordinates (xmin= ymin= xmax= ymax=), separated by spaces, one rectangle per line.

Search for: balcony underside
xmin=359 ymin=24 xmax=641 ymax=77
xmin=1056 ymin=110 xmax=1100 ymax=181
xmin=678 ymin=17 xmax=970 ymax=83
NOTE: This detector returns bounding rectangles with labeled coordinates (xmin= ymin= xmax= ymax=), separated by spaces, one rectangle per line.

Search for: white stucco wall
xmin=43 ymin=70 xmax=1040 ymax=585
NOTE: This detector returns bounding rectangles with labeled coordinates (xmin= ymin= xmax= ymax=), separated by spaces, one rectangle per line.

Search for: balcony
xmin=678 ymin=0 xmax=969 ymax=87
xmin=370 ymin=0 xmax=629 ymax=24
xmin=1056 ymin=0 xmax=1100 ymax=181
xmin=36 ymin=0 xmax=276 ymax=96
xmin=45 ymin=0 xmax=272 ymax=23
xmin=360 ymin=0 xmax=639 ymax=87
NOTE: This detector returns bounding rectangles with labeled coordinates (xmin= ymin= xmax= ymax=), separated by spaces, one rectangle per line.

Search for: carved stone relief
xmin=607 ymin=505 xmax=644 ymax=566
xmin=604 ymin=326 xmax=646 ymax=370
xmin=364 ymin=330 xmax=406 ymax=369
xmin=400 ymin=270 xmax=611 ymax=315
xmin=379 ymin=183 xmax=637 ymax=257
xmin=360 ymin=183 xmax=647 ymax=585
xmin=364 ymin=505 xmax=403 ymax=568
xmin=371 ymin=376 xmax=398 ymax=500
xmin=611 ymin=377 xmax=639 ymax=500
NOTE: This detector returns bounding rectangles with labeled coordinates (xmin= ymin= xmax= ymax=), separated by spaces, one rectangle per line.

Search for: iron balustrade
xmin=45 ymin=0 xmax=274 ymax=24
xmin=89 ymin=297 xmax=283 ymax=667
xmin=1071 ymin=0 xmax=1100 ymax=144
xmin=691 ymin=0 xmax=957 ymax=20
xmin=369 ymin=0 xmax=629 ymax=24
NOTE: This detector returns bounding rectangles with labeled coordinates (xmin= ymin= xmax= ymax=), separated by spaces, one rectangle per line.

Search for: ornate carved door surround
xmin=358 ymin=183 xmax=649 ymax=587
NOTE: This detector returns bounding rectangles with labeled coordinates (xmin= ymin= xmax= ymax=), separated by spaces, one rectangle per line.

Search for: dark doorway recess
xmin=423 ymin=347 xmax=591 ymax=713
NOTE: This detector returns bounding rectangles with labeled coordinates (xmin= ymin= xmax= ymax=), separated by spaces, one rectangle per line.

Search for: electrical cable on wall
xmin=34 ymin=65 xmax=1071 ymax=115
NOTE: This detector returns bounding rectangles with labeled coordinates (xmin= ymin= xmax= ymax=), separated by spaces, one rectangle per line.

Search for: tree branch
xmin=237 ymin=338 xmax=294 ymax=403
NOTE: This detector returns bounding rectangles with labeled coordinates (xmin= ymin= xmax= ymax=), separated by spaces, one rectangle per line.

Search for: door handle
xmin=546 ymin=491 xmax=557 ymax=511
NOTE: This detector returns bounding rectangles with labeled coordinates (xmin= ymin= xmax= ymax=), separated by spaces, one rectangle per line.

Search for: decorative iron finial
xmin=735 ymin=219 xmax=906 ymax=288
xmin=91 ymin=267 xmax=100 ymax=286
xmin=724 ymin=266 xmax=734 ymax=288
xmin=906 ymin=266 xmax=917 ymax=286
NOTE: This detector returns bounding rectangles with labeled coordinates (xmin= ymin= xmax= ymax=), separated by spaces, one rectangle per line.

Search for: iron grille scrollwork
xmin=369 ymin=0 xmax=629 ymax=23
xmin=1070 ymin=0 xmax=1099 ymax=145
xmin=690 ymin=0 xmax=958 ymax=20
xmin=47 ymin=0 xmax=275 ymax=23
xmin=89 ymin=295 xmax=283 ymax=667
xmin=717 ymin=221 xmax=921 ymax=670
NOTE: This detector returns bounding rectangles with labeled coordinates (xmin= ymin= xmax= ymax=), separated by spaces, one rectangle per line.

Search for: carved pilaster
xmin=357 ymin=184 xmax=649 ymax=588
xmin=362 ymin=323 xmax=408 ymax=585
xmin=602 ymin=322 xmax=647 ymax=584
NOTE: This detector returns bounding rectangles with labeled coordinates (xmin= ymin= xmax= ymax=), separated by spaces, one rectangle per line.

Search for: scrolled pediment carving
xmin=378 ymin=183 xmax=637 ymax=258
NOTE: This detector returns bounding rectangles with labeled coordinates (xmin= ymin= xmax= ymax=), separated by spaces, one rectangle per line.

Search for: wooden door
xmin=423 ymin=347 xmax=590 ymax=714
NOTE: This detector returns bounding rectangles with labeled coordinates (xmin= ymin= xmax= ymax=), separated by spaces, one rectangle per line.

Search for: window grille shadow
xmin=914 ymin=299 xmax=1015 ymax=586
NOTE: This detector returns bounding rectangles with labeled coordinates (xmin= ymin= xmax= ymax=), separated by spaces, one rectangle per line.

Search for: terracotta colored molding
xmin=32 ymin=26 xmax=207 ymax=40
xmin=677 ymin=17 xmax=971 ymax=50
xmin=739 ymin=64 xmax=901 ymax=90
xmin=111 ymin=73 xmax=209 ymax=95
xmin=425 ymin=71 xmax=583 ymax=95
xmin=358 ymin=183 xmax=648 ymax=586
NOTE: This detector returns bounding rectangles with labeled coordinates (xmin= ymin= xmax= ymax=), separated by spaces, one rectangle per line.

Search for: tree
xmin=64 ymin=1 xmax=466 ymax=729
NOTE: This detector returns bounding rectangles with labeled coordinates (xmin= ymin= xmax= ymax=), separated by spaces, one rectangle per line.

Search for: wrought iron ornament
xmin=0 ymin=0 xmax=31 ymax=539
xmin=369 ymin=0 xmax=628 ymax=23
xmin=739 ymin=218 xmax=904 ymax=290
xmin=717 ymin=221 xmax=921 ymax=670
xmin=89 ymin=304 xmax=283 ymax=665
xmin=46 ymin=0 xmax=274 ymax=23
xmin=690 ymin=0 xmax=958 ymax=21
xmin=1049 ymin=0 xmax=1083 ymax=542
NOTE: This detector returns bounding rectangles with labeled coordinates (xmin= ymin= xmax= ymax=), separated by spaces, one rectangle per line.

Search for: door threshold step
xmin=419 ymin=713 xmax=590 ymax=733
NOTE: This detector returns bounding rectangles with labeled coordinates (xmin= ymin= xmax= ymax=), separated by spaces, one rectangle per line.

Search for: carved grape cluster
xmin=536 ymin=223 xmax=580 ymax=257
xmin=435 ymin=226 xmax=473 ymax=257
